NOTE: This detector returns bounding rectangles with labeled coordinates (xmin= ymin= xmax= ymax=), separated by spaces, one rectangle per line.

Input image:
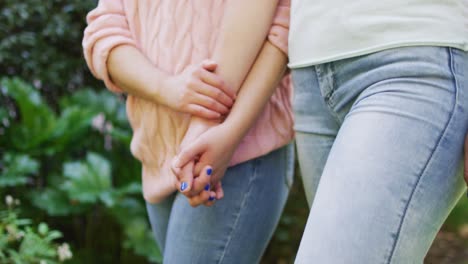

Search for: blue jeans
xmin=146 ymin=143 xmax=294 ymax=264
xmin=292 ymin=47 xmax=468 ymax=263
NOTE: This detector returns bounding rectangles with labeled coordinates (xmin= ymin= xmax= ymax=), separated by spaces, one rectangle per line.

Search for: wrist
xmin=217 ymin=121 xmax=245 ymax=147
xmin=147 ymin=69 xmax=169 ymax=105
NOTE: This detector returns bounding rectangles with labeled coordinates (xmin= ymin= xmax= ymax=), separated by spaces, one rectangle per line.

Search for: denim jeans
xmin=146 ymin=143 xmax=294 ymax=264
xmin=292 ymin=47 xmax=468 ymax=263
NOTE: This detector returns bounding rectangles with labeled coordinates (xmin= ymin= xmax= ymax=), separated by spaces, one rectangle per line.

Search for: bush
xmin=0 ymin=194 xmax=72 ymax=264
xmin=1 ymin=1 xmax=161 ymax=262
xmin=0 ymin=78 xmax=161 ymax=263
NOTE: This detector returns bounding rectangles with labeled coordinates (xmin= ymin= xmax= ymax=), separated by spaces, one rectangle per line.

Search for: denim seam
xmin=217 ymin=157 xmax=261 ymax=264
xmin=386 ymin=47 xmax=459 ymax=264
xmin=315 ymin=64 xmax=342 ymax=124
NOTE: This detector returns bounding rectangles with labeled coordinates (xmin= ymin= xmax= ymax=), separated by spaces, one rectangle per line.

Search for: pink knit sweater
xmin=83 ymin=0 xmax=293 ymax=203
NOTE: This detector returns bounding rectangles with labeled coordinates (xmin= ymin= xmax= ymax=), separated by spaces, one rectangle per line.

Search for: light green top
xmin=288 ymin=0 xmax=468 ymax=68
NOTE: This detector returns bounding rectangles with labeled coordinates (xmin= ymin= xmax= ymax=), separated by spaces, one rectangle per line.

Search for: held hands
xmin=172 ymin=121 xmax=240 ymax=207
xmin=160 ymin=60 xmax=236 ymax=119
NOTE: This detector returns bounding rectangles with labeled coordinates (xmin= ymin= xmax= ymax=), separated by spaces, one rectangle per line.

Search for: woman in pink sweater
xmin=83 ymin=0 xmax=293 ymax=263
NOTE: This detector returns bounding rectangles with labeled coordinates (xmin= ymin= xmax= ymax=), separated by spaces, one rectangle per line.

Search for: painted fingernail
xmin=180 ymin=182 xmax=188 ymax=192
xmin=208 ymin=196 xmax=215 ymax=201
xmin=204 ymin=184 xmax=210 ymax=191
xmin=207 ymin=168 xmax=212 ymax=176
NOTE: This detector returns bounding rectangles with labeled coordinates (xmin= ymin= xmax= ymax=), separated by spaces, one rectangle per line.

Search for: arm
xmin=174 ymin=0 xmax=291 ymax=206
xmin=83 ymin=0 xmax=235 ymax=119
xmin=211 ymin=0 xmax=281 ymax=94
xmin=107 ymin=46 xmax=235 ymax=119
xmin=175 ymin=41 xmax=288 ymax=206
xmin=172 ymin=0 xmax=285 ymax=198
xmin=180 ymin=0 xmax=283 ymax=144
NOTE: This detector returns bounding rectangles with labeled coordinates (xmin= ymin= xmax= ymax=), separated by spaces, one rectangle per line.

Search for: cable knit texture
xmin=83 ymin=0 xmax=293 ymax=203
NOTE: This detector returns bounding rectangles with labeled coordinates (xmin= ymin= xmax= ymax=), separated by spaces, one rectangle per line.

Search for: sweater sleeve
xmin=267 ymin=0 xmax=290 ymax=55
xmin=82 ymin=0 xmax=136 ymax=93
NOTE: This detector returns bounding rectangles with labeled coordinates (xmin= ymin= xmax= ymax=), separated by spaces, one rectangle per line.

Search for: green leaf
xmin=0 ymin=78 xmax=56 ymax=150
xmin=44 ymin=231 xmax=62 ymax=243
xmin=19 ymin=231 xmax=57 ymax=259
xmin=0 ymin=153 xmax=38 ymax=187
xmin=61 ymin=152 xmax=112 ymax=204
xmin=116 ymin=182 xmax=141 ymax=196
xmin=30 ymin=188 xmax=88 ymax=216
xmin=15 ymin=219 xmax=33 ymax=226
xmin=60 ymin=89 xmax=126 ymax=125
xmin=38 ymin=223 xmax=48 ymax=236
xmin=98 ymin=191 xmax=116 ymax=208
xmin=46 ymin=106 xmax=95 ymax=153
xmin=0 ymin=107 xmax=7 ymax=121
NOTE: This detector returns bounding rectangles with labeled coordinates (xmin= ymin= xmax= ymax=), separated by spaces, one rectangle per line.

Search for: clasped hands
xmin=169 ymin=59 xmax=239 ymax=207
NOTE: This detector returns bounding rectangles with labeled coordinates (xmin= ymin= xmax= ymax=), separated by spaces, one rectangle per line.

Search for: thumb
xmin=214 ymin=181 xmax=224 ymax=200
xmin=201 ymin=59 xmax=217 ymax=72
xmin=179 ymin=161 xmax=194 ymax=193
xmin=173 ymin=140 xmax=206 ymax=169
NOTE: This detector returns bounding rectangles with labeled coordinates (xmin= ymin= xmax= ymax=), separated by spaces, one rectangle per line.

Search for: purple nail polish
xmin=207 ymin=168 xmax=212 ymax=176
xmin=208 ymin=196 xmax=215 ymax=201
xmin=204 ymin=184 xmax=210 ymax=191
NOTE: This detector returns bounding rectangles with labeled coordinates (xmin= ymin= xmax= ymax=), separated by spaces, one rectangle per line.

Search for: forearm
xmin=223 ymin=41 xmax=287 ymax=143
xmin=107 ymin=44 xmax=167 ymax=103
xmin=188 ymin=0 xmax=279 ymax=128
xmin=212 ymin=0 xmax=280 ymax=94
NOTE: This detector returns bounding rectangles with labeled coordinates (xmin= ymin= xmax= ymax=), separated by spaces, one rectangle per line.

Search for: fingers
xmin=173 ymin=141 xmax=206 ymax=170
xmin=201 ymin=181 xmax=224 ymax=206
xmin=202 ymin=181 xmax=224 ymax=206
xmin=202 ymin=190 xmax=217 ymax=207
xmin=189 ymin=190 xmax=216 ymax=207
xmin=185 ymin=104 xmax=221 ymax=119
xmin=187 ymin=166 xmax=213 ymax=197
xmin=178 ymin=161 xmax=194 ymax=194
xmin=196 ymin=77 xmax=234 ymax=107
xmin=193 ymin=92 xmax=230 ymax=115
xmin=201 ymin=59 xmax=217 ymax=72
xmin=186 ymin=166 xmax=216 ymax=207
xmin=213 ymin=181 xmax=224 ymax=200
xmin=199 ymin=70 xmax=236 ymax=103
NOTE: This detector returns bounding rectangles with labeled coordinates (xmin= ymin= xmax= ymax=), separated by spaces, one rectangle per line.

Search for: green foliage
xmin=62 ymin=153 xmax=112 ymax=204
xmin=0 ymin=0 xmax=100 ymax=95
xmin=0 ymin=196 xmax=72 ymax=264
xmin=0 ymin=154 xmax=38 ymax=187
xmin=0 ymin=77 xmax=161 ymax=263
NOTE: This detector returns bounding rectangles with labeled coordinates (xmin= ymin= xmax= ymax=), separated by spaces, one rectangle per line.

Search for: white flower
xmin=40 ymin=260 xmax=47 ymax=264
xmin=15 ymin=231 xmax=25 ymax=240
xmin=57 ymin=243 xmax=73 ymax=262
xmin=33 ymin=79 xmax=42 ymax=89
xmin=104 ymin=122 xmax=113 ymax=133
xmin=91 ymin=113 xmax=106 ymax=132
xmin=6 ymin=225 xmax=15 ymax=236
xmin=5 ymin=195 xmax=13 ymax=206
xmin=5 ymin=225 xmax=17 ymax=242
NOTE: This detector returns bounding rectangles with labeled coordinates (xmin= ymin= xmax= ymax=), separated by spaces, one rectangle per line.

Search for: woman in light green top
xmin=289 ymin=0 xmax=468 ymax=263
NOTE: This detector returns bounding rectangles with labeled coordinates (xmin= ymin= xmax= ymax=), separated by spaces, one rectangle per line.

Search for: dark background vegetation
xmin=1 ymin=1 xmax=467 ymax=263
